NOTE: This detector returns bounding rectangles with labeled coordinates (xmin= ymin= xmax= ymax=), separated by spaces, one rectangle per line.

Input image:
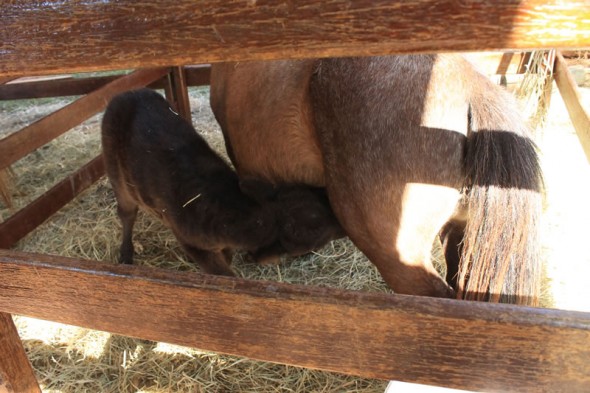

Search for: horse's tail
xmin=458 ymin=80 xmax=543 ymax=306
xmin=0 ymin=167 xmax=14 ymax=209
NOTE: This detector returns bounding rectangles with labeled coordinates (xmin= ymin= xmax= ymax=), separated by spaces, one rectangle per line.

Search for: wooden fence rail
xmin=1 ymin=0 xmax=588 ymax=78
xmin=1 ymin=250 xmax=590 ymax=392
xmin=0 ymin=68 xmax=168 ymax=170
xmin=554 ymin=52 xmax=590 ymax=163
xmin=1 ymin=1 xmax=589 ymax=391
xmin=0 ymin=66 xmax=211 ymax=101
xmin=0 ymin=156 xmax=105 ymax=249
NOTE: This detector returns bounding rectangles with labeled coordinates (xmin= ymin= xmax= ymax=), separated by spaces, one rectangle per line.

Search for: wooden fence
xmin=1 ymin=1 xmax=589 ymax=392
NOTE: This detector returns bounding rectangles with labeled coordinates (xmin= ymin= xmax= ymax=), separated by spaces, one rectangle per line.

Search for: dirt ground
xmin=1 ymin=60 xmax=589 ymax=392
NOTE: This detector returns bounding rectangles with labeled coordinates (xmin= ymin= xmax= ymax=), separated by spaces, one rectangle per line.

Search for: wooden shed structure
xmin=1 ymin=1 xmax=590 ymax=392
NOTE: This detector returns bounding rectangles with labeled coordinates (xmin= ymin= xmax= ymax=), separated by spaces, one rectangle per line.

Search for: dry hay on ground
xmin=1 ymin=60 xmax=590 ymax=391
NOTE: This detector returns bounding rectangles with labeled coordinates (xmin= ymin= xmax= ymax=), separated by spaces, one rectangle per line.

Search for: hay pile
xmin=1 ymin=87 xmax=388 ymax=392
xmin=516 ymin=50 xmax=556 ymax=132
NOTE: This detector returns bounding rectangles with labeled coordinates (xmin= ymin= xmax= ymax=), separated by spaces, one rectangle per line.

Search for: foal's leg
xmin=114 ymin=191 xmax=138 ymax=265
xmin=180 ymin=245 xmax=235 ymax=276
xmin=222 ymin=248 xmax=235 ymax=264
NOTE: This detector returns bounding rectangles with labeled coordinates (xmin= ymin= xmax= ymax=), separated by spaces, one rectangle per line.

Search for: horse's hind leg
xmin=308 ymin=55 xmax=468 ymax=298
xmin=327 ymin=180 xmax=459 ymax=298
xmin=439 ymin=219 xmax=466 ymax=290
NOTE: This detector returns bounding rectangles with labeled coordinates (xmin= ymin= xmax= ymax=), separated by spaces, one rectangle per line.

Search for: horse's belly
xmin=229 ymin=106 xmax=325 ymax=186
xmin=212 ymin=60 xmax=325 ymax=186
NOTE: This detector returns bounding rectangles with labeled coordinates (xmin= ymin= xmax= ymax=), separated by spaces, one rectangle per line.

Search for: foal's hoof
xmin=119 ymin=257 xmax=134 ymax=265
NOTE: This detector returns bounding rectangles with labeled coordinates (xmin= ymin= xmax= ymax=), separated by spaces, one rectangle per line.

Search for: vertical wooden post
xmin=554 ymin=52 xmax=590 ymax=163
xmin=165 ymin=66 xmax=192 ymax=122
xmin=0 ymin=313 xmax=41 ymax=393
xmin=495 ymin=52 xmax=514 ymax=86
xmin=495 ymin=52 xmax=514 ymax=75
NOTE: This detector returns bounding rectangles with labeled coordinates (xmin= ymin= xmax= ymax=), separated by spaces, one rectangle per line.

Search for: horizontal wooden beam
xmin=0 ymin=156 xmax=105 ymax=249
xmin=0 ymin=68 xmax=167 ymax=170
xmin=0 ymin=75 xmax=122 ymax=101
xmin=554 ymin=52 xmax=590 ymax=164
xmin=1 ymin=1 xmax=588 ymax=78
xmin=0 ymin=66 xmax=211 ymax=101
xmin=0 ymin=250 xmax=589 ymax=392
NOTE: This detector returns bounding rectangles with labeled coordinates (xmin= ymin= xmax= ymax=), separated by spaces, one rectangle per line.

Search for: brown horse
xmin=210 ymin=54 xmax=542 ymax=305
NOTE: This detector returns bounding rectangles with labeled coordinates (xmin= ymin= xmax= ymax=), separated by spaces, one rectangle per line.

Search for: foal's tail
xmin=458 ymin=80 xmax=543 ymax=306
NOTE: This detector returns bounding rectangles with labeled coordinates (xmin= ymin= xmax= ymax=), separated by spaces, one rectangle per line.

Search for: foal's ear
xmin=239 ymin=177 xmax=277 ymax=203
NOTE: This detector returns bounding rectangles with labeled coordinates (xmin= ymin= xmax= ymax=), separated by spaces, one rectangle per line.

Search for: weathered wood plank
xmin=0 ymin=250 xmax=589 ymax=392
xmin=1 ymin=1 xmax=588 ymax=78
xmin=0 ymin=68 xmax=167 ymax=170
xmin=0 ymin=66 xmax=211 ymax=100
xmin=0 ymin=156 xmax=104 ymax=249
xmin=554 ymin=52 xmax=590 ymax=163
xmin=0 ymin=312 xmax=41 ymax=393
xmin=0 ymin=75 xmax=121 ymax=100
